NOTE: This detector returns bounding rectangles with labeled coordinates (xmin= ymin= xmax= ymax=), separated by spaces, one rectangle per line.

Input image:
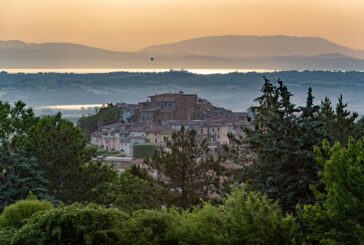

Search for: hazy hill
xmin=142 ymin=35 xmax=362 ymax=58
xmin=1 ymin=36 xmax=364 ymax=70
xmin=2 ymin=71 xmax=364 ymax=116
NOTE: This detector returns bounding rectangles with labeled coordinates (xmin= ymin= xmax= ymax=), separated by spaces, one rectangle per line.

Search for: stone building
xmin=140 ymin=91 xmax=198 ymax=125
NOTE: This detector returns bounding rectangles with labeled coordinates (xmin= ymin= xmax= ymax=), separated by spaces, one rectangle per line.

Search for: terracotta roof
xmin=145 ymin=126 xmax=176 ymax=134
xmin=101 ymin=122 xmax=123 ymax=129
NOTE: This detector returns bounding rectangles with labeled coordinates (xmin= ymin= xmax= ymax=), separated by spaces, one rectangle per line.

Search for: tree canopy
xmin=303 ymin=138 xmax=364 ymax=244
xmin=145 ymin=127 xmax=224 ymax=208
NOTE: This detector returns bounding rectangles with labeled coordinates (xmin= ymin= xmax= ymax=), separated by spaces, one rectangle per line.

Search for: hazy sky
xmin=1 ymin=0 xmax=363 ymax=51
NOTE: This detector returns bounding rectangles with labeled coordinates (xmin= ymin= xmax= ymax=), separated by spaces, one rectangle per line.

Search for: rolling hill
xmin=0 ymin=36 xmax=364 ymax=70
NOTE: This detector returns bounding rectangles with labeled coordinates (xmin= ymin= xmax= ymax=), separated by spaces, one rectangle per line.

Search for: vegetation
xmin=78 ymin=104 xmax=120 ymax=139
xmin=1 ymin=76 xmax=363 ymax=243
xmin=1 ymin=188 xmax=300 ymax=245
xmin=11 ymin=204 xmax=127 ymax=245
xmin=91 ymin=169 xmax=162 ymax=212
xmin=145 ymin=127 xmax=224 ymax=208
xmin=0 ymin=143 xmax=51 ymax=211
xmin=303 ymin=138 xmax=364 ymax=244
xmin=230 ymin=78 xmax=363 ymax=213
xmin=133 ymin=144 xmax=156 ymax=158
xmin=0 ymin=196 xmax=53 ymax=229
xmin=17 ymin=112 xmax=97 ymax=202
xmin=0 ymin=101 xmax=35 ymax=146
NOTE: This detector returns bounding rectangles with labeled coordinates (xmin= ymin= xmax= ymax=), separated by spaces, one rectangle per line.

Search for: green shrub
xmin=172 ymin=187 xmax=301 ymax=245
xmin=221 ymin=188 xmax=301 ymax=245
xmin=0 ymin=228 xmax=16 ymax=245
xmin=173 ymin=204 xmax=226 ymax=244
xmin=133 ymin=144 xmax=155 ymax=158
xmin=0 ymin=198 xmax=53 ymax=229
xmin=11 ymin=204 xmax=127 ymax=245
xmin=120 ymin=209 xmax=178 ymax=245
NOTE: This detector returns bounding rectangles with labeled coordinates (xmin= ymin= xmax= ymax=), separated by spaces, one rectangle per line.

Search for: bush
xmin=120 ymin=209 xmax=178 ymax=245
xmin=11 ymin=204 xmax=127 ymax=245
xmin=0 ymin=198 xmax=53 ymax=229
xmin=173 ymin=204 xmax=226 ymax=244
xmin=173 ymin=187 xmax=301 ymax=245
xmin=92 ymin=169 xmax=163 ymax=212
xmin=221 ymin=187 xmax=301 ymax=244
xmin=0 ymin=228 xmax=16 ymax=245
xmin=133 ymin=144 xmax=155 ymax=158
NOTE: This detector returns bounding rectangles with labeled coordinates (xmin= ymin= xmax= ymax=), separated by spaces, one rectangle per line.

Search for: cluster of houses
xmin=90 ymin=91 xmax=253 ymax=158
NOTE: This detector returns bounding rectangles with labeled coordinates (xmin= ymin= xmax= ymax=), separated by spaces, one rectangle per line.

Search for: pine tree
xmin=145 ymin=127 xmax=224 ymax=208
xmin=250 ymin=76 xmax=277 ymax=130
xmin=0 ymin=142 xmax=50 ymax=211
xmin=319 ymin=95 xmax=358 ymax=144
xmin=242 ymin=80 xmax=322 ymax=212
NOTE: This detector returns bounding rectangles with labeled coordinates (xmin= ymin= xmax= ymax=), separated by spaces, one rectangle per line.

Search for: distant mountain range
xmin=1 ymin=36 xmax=364 ymax=70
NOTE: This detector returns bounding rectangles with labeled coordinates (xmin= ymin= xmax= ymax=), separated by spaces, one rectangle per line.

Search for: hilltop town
xmin=90 ymin=91 xmax=253 ymax=160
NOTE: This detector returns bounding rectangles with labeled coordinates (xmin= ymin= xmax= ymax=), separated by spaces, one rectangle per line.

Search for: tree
xmin=241 ymin=79 xmax=322 ymax=212
xmin=0 ymin=101 xmax=35 ymax=145
xmin=78 ymin=104 xmax=120 ymax=140
xmin=0 ymin=196 xmax=53 ymax=229
xmin=11 ymin=204 xmax=127 ymax=245
xmin=89 ymin=169 xmax=162 ymax=212
xmin=18 ymin=113 xmax=95 ymax=201
xmin=59 ymin=162 xmax=117 ymax=204
xmin=303 ymin=138 xmax=364 ymax=244
xmin=173 ymin=187 xmax=301 ymax=245
xmin=0 ymin=142 xmax=50 ymax=211
xmin=145 ymin=127 xmax=224 ymax=208
xmin=319 ymin=95 xmax=358 ymax=145
xmin=120 ymin=209 xmax=178 ymax=245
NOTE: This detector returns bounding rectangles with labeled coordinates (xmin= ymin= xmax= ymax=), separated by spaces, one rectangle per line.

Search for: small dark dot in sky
xmin=150 ymin=57 xmax=154 ymax=61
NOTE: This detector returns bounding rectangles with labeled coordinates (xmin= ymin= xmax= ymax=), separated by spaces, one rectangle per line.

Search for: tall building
xmin=141 ymin=91 xmax=198 ymax=125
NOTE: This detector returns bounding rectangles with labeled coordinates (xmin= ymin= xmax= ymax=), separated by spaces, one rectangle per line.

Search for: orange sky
xmin=0 ymin=0 xmax=363 ymax=51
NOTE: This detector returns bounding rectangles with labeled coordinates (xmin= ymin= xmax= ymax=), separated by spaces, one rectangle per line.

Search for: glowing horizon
xmin=1 ymin=0 xmax=363 ymax=51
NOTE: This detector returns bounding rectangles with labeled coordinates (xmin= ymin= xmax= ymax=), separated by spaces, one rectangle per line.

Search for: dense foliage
xmin=233 ymin=78 xmax=362 ymax=212
xmin=11 ymin=204 xmax=127 ymax=245
xmin=0 ymin=101 xmax=35 ymax=145
xmin=0 ymin=76 xmax=363 ymax=243
xmin=303 ymin=138 xmax=364 ymax=244
xmin=78 ymin=104 xmax=121 ymax=139
xmin=0 ymin=196 xmax=53 ymax=229
xmin=1 ymin=188 xmax=300 ymax=244
xmin=145 ymin=127 xmax=224 ymax=208
xmin=17 ymin=112 xmax=97 ymax=202
xmin=0 ymin=143 xmax=50 ymax=211
xmin=91 ymin=169 xmax=162 ymax=212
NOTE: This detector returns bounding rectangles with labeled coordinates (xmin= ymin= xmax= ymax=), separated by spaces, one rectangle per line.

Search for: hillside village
xmin=90 ymin=91 xmax=253 ymax=161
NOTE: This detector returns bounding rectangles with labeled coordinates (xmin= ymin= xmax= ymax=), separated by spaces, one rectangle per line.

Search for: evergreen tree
xmin=250 ymin=76 xmax=277 ymax=129
xmin=319 ymin=95 xmax=359 ymax=144
xmin=145 ymin=127 xmax=224 ymax=208
xmin=18 ymin=113 xmax=96 ymax=202
xmin=303 ymin=138 xmax=364 ymax=243
xmin=0 ymin=142 xmax=50 ymax=211
xmin=242 ymin=80 xmax=322 ymax=212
